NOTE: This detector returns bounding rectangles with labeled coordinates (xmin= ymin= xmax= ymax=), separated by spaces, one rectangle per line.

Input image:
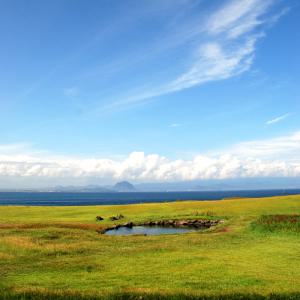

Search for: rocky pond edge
xmin=98 ymin=219 xmax=223 ymax=234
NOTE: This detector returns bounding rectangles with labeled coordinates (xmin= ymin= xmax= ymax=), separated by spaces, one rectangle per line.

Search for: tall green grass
xmin=251 ymin=215 xmax=300 ymax=233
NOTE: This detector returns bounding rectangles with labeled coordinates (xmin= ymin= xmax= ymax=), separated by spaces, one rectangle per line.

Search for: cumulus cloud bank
xmin=1 ymin=132 xmax=300 ymax=186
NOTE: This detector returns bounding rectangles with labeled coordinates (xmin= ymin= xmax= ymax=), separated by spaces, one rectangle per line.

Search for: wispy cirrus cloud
xmin=164 ymin=0 xmax=285 ymax=94
xmin=167 ymin=37 xmax=257 ymax=92
xmin=266 ymin=113 xmax=291 ymax=125
xmin=94 ymin=0 xmax=288 ymax=113
xmin=206 ymin=0 xmax=272 ymax=38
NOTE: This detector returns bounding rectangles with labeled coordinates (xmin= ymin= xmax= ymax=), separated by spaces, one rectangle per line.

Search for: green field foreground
xmin=0 ymin=195 xmax=300 ymax=299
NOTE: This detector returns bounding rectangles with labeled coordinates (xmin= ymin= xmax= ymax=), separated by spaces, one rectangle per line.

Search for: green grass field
xmin=0 ymin=195 xmax=299 ymax=299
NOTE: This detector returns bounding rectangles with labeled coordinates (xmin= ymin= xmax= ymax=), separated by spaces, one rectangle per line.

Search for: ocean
xmin=0 ymin=189 xmax=299 ymax=206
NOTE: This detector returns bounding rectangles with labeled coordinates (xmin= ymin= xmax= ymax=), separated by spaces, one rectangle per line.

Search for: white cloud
xmin=1 ymin=131 xmax=300 ymax=186
xmin=266 ymin=113 xmax=291 ymax=125
xmin=170 ymin=123 xmax=182 ymax=128
xmin=167 ymin=0 xmax=276 ymax=93
xmin=96 ymin=0 xmax=287 ymax=113
xmin=0 ymin=143 xmax=30 ymax=153
xmin=167 ymin=37 xmax=256 ymax=91
xmin=219 ymin=131 xmax=300 ymax=161
xmin=206 ymin=0 xmax=272 ymax=38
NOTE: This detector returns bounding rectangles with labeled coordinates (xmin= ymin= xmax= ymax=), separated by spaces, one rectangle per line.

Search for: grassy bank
xmin=0 ymin=195 xmax=299 ymax=299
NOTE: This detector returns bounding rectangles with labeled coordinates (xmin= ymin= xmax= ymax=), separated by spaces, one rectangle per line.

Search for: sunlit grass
xmin=0 ymin=195 xmax=299 ymax=299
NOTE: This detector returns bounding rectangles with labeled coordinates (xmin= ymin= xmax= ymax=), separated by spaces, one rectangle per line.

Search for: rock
xmin=97 ymin=228 xmax=107 ymax=234
xmin=124 ymin=222 xmax=133 ymax=228
xmin=96 ymin=216 xmax=104 ymax=221
xmin=177 ymin=220 xmax=188 ymax=226
xmin=109 ymin=214 xmax=125 ymax=221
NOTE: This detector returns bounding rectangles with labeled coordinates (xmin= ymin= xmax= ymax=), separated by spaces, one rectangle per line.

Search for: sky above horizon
xmin=0 ymin=0 xmax=300 ymax=188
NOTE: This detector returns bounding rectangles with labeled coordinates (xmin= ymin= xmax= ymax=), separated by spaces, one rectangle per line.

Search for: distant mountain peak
xmin=113 ymin=181 xmax=136 ymax=192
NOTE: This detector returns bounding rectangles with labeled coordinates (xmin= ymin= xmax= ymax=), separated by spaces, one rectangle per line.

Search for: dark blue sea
xmin=0 ymin=189 xmax=299 ymax=206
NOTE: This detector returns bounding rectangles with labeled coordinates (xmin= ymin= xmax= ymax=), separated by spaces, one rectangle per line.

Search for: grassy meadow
xmin=0 ymin=195 xmax=299 ymax=299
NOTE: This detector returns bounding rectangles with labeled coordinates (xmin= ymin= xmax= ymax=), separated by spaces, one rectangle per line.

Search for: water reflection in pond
xmin=104 ymin=226 xmax=198 ymax=236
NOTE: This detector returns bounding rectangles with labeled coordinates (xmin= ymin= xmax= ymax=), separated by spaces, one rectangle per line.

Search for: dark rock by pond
xmin=141 ymin=219 xmax=220 ymax=228
xmin=123 ymin=222 xmax=133 ymax=228
xmin=109 ymin=214 xmax=125 ymax=221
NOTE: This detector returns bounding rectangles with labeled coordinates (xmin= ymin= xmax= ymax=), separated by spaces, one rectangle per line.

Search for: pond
xmin=104 ymin=225 xmax=198 ymax=236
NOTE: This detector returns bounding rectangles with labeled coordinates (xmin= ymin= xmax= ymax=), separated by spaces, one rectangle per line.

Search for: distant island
xmin=23 ymin=181 xmax=138 ymax=193
xmin=113 ymin=181 xmax=136 ymax=192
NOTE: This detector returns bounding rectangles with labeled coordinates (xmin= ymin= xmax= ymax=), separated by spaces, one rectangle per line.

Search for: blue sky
xmin=0 ymin=0 xmax=300 ymax=187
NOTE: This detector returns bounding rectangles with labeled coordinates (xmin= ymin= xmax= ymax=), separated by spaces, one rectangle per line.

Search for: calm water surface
xmin=0 ymin=189 xmax=299 ymax=206
xmin=104 ymin=226 xmax=196 ymax=236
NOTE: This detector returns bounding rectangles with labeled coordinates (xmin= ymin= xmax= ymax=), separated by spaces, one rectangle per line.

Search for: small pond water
xmin=104 ymin=226 xmax=197 ymax=236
